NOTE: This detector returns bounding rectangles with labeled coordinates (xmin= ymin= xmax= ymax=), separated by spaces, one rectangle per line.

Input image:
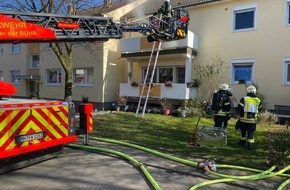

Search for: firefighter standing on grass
xmin=212 ymin=83 xmax=233 ymax=128
xmin=236 ymin=85 xmax=262 ymax=150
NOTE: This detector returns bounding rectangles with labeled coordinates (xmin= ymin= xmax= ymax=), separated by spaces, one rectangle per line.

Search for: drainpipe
xmin=128 ymin=60 xmax=133 ymax=84
xmin=185 ymin=54 xmax=193 ymax=83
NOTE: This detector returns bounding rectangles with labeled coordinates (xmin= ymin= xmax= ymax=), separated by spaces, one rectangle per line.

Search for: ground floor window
xmin=46 ymin=69 xmax=61 ymax=85
xmin=31 ymin=55 xmax=40 ymax=69
xmin=159 ymin=68 xmax=173 ymax=83
xmin=10 ymin=70 xmax=21 ymax=84
xmin=231 ymin=59 xmax=254 ymax=84
xmin=142 ymin=66 xmax=185 ymax=83
xmin=176 ymin=67 xmax=185 ymax=83
xmin=73 ymin=68 xmax=94 ymax=86
xmin=283 ymin=58 xmax=290 ymax=85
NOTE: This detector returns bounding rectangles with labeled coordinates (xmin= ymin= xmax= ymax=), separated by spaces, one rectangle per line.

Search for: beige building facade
xmin=120 ymin=0 xmax=290 ymax=109
xmin=188 ymin=0 xmax=290 ymax=109
xmin=1 ymin=0 xmax=290 ymax=110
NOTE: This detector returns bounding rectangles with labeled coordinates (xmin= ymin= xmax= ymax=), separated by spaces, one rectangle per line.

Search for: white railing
xmin=120 ymin=83 xmax=197 ymax=99
xmin=120 ymin=30 xmax=197 ymax=53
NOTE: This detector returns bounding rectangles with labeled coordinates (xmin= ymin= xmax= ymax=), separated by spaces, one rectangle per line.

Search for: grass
xmin=90 ymin=112 xmax=288 ymax=170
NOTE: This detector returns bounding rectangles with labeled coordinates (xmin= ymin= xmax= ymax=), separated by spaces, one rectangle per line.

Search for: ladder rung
xmin=135 ymin=41 xmax=162 ymax=118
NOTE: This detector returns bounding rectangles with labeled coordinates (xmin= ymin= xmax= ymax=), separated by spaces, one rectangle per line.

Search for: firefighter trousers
xmin=239 ymin=121 xmax=256 ymax=144
xmin=214 ymin=115 xmax=230 ymax=128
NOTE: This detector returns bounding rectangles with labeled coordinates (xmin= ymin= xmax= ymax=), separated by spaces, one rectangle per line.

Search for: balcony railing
xmin=119 ymin=83 xmax=197 ymax=100
xmin=120 ymin=30 xmax=197 ymax=53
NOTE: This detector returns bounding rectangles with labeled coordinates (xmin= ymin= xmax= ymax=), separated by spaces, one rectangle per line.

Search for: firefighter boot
xmin=246 ymin=142 xmax=254 ymax=150
xmin=238 ymin=140 xmax=246 ymax=146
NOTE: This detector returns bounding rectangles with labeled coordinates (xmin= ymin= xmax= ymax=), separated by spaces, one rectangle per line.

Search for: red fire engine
xmin=0 ymin=6 xmax=190 ymax=173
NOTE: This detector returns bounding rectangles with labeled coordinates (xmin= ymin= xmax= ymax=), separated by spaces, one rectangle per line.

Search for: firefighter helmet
xmin=246 ymin=85 xmax=257 ymax=94
xmin=219 ymin=83 xmax=230 ymax=91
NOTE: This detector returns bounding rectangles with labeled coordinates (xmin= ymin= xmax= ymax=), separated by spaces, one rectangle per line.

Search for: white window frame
xmin=286 ymin=0 xmax=290 ymax=26
xmin=46 ymin=69 xmax=62 ymax=85
xmin=283 ymin=57 xmax=290 ymax=85
xmin=230 ymin=59 xmax=255 ymax=84
xmin=142 ymin=66 xmax=186 ymax=83
xmin=30 ymin=54 xmax=40 ymax=69
xmin=73 ymin=68 xmax=94 ymax=86
xmin=10 ymin=44 xmax=20 ymax=54
xmin=10 ymin=70 xmax=21 ymax=84
xmin=0 ymin=45 xmax=3 ymax=55
xmin=233 ymin=3 xmax=257 ymax=32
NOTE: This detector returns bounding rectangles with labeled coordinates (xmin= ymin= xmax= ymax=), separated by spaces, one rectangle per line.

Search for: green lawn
xmin=90 ymin=112 xmax=288 ymax=170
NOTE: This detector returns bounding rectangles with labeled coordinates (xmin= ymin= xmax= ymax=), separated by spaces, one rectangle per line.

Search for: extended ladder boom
xmin=0 ymin=11 xmax=123 ymax=42
xmin=0 ymin=5 xmax=189 ymax=43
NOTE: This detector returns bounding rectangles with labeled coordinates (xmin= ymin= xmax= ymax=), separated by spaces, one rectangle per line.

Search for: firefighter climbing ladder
xmin=135 ymin=41 xmax=162 ymax=118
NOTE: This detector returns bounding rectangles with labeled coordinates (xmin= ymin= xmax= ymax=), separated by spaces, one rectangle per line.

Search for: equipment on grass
xmin=188 ymin=118 xmax=228 ymax=147
xmin=188 ymin=117 xmax=201 ymax=147
xmin=198 ymin=159 xmax=217 ymax=172
xmin=196 ymin=126 xmax=227 ymax=146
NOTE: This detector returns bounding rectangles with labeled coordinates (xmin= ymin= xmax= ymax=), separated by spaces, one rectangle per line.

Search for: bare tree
xmin=0 ymin=0 xmax=105 ymax=99
xmin=193 ymin=55 xmax=229 ymax=104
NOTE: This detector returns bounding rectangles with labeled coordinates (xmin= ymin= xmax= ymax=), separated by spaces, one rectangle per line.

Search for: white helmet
xmin=219 ymin=83 xmax=230 ymax=91
xmin=246 ymin=85 xmax=257 ymax=94
xmin=165 ymin=0 xmax=170 ymax=2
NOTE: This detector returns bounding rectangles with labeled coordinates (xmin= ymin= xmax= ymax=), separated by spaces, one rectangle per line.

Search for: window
xmin=143 ymin=68 xmax=157 ymax=83
xmin=286 ymin=0 xmax=290 ymax=25
xmin=31 ymin=55 xmax=40 ymax=68
xmin=142 ymin=67 xmax=185 ymax=83
xmin=10 ymin=44 xmax=20 ymax=54
xmin=231 ymin=59 xmax=254 ymax=84
xmin=46 ymin=69 xmax=61 ymax=85
xmin=283 ymin=57 xmax=290 ymax=85
xmin=0 ymin=71 xmax=3 ymax=81
xmin=176 ymin=67 xmax=185 ymax=83
xmin=159 ymin=68 xmax=173 ymax=83
xmin=233 ymin=4 xmax=256 ymax=31
xmin=73 ymin=68 xmax=93 ymax=86
xmin=0 ymin=45 xmax=3 ymax=55
xmin=10 ymin=70 xmax=21 ymax=84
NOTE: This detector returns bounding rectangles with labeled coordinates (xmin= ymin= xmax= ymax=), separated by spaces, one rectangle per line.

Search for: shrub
xmin=258 ymin=111 xmax=277 ymax=124
xmin=266 ymin=128 xmax=290 ymax=169
xmin=82 ymin=95 xmax=89 ymax=103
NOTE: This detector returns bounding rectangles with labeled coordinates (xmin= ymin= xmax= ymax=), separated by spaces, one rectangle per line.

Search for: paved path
xmin=0 ymin=139 xmax=289 ymax=190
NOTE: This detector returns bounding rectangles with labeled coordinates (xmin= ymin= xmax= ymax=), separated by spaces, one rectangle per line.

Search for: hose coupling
xmin=137 ymin=162 xmax=144 ymax=168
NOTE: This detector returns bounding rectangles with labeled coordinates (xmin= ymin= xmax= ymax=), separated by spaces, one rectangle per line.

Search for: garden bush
xmin=266 ymin=128 xmax=290 ymax=169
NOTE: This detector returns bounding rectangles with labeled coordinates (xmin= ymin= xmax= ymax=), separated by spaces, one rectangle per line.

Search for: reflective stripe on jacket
xmin=239 ymin=96 xmax=261 ymax=123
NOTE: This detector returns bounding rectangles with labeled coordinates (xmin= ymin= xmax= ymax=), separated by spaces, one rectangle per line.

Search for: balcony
xmin=120 ymin=30 xmax=198 ymax=56
xmin=119 ymin=83 xmax=197 ymax=100
xmin=119 ymin=30 xmax=198 ymax=102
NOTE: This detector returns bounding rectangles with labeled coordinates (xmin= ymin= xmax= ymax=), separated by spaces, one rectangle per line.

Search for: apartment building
xmin=0 ymin=44 xmax=40 ymax=99
xmin=120 ymin=0 xmax=290 ymax=109
xmin=2 ymin=0 xmax=290 ymax=111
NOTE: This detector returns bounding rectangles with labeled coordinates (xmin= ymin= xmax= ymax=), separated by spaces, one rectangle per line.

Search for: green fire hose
xmin=70 ymin=135 xmax=289 ymax=190
xmin=66 ymin=143 xmax=162 ymax=190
